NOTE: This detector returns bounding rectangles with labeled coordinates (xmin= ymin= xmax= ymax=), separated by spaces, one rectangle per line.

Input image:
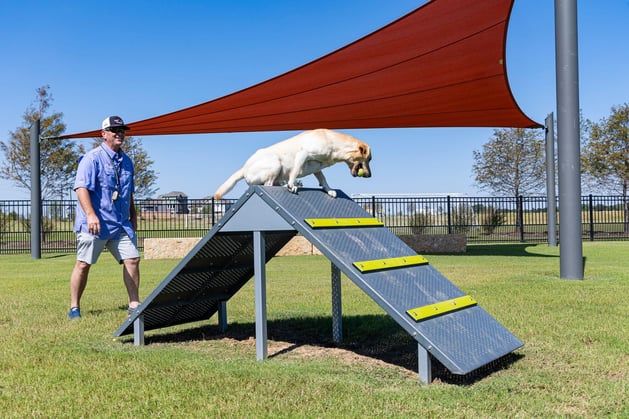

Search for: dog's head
xmin=348 ymin=142 xmax=372 ymax=178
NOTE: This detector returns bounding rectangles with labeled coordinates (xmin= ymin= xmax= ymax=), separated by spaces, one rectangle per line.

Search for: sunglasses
xmin=105 ymin=127 xmax=127 ymax=135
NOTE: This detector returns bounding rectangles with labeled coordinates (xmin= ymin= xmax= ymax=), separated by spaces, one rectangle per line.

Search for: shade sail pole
xmin=545 ymin=113 xmax=557 ymax=247
xmin=30 ymin=120 xmax=41 ymax=259
xmin=555 ymin=0 xmax=583 ymax=279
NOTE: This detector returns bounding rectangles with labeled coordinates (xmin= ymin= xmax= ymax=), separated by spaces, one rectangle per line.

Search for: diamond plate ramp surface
xmin=115 ymin=186 xmax=522 ymax=376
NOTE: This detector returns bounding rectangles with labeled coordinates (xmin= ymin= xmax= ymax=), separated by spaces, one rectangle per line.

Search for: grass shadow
xmin=464 ymin=243 xmax=558 ymax=257
xmin=44 ymin=253 xmax=72 ymax=259
xmin=131 ymin=314 xmax=522 ymax=385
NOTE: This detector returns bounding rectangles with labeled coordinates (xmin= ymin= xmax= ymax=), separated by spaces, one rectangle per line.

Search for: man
xmin=68 ymin=116 xmax=140 ymax=319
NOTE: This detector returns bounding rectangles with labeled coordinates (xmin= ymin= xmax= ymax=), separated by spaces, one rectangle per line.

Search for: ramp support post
xmin=417 ymin=343 xmax=432 ymax=384
xmin=254 ymin=231 xmax=268 ymax=360
xmin=133 ymin=314 xmax=145 ymax=346
xmin=331 ymin=263 xmax=343 ymax=344
xmin=218 ymin=300 xmax=228 ymax=333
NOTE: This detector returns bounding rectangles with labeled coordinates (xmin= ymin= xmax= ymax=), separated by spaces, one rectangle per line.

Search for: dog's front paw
xmin=286 ymin=184 xmax=298 ymax=194
xmin=327 ymin=189 xmax=337 ymax=198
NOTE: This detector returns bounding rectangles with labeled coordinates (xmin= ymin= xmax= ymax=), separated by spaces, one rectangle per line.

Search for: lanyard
xmin=100 ymin=144 xmax=122 ymax=201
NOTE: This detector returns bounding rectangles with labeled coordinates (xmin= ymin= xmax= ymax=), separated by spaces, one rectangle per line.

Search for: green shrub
xmin=451 ymin=204 xmax=475 ymax=233
xmin=408 ymin=212 xmax=432 ymax=234
xmin=481 ymin=205 xmax=505 ymax=234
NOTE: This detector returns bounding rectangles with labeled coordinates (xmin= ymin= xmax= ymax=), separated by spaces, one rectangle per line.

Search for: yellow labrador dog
xmin=213 ymin=129 xmax=372 ymax=199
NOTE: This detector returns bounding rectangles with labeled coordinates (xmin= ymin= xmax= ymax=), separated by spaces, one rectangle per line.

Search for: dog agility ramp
xmin=115 ymin=186 xmax=523 ymax=383
xmin=114 ymin=191 xmax=297 ymax=336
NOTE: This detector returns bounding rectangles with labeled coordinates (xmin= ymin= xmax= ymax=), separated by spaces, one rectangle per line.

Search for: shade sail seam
xmin=142 ymin=107 xmax=525 ymax=130
xmin=136 ymin=73 xmax=508 ymax=130
xmin=132 ymin=106 xmax=539 ymax=132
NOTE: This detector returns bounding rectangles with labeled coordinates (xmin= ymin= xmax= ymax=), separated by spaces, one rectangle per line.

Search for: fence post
xmin=588 ymin=194 xmax=594 ymax=241
xmin=371 ymin=195 xmax=376 ymax=218
xmin=447 ymin=195 xmax=452 ymax=234
xmin=211 ymin=197 xmax=216 ymax=226
xmin=625 ymin=195 xmax=629 ymax=234
xmin=518 ymin=195 xmax=525 ymax=243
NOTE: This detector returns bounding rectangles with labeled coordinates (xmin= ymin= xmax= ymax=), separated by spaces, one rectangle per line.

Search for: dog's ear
xmin=358 ymin=143 xmax=370 ymax=158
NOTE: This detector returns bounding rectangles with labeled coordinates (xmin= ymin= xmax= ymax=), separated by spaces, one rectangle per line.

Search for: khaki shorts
xmin=76 ymin=231 xmax=140 ymax=265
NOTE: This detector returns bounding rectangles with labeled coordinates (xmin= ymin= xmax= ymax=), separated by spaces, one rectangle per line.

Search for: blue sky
xmin=0 ymin=1 xmax=627 ymax=200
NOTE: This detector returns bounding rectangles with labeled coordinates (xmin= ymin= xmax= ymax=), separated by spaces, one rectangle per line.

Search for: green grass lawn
xmin=1 ymin=242 xmax=627 ymax=417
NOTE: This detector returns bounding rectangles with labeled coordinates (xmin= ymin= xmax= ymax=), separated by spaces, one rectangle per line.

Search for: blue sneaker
xmin=68 ymin=307 xmax=81 ymax=319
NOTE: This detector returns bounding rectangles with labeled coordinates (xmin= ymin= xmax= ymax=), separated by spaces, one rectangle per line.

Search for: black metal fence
xmin=1 ymin=194 xmax=628 ymax=254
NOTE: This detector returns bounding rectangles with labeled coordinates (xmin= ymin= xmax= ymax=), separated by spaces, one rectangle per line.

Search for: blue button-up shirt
xmin=73 ymin=143 xmax=135 ymax=240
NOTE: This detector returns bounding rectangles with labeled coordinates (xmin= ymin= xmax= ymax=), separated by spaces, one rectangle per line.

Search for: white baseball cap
xmin=102 ymin=115 xmax=130 ymax=130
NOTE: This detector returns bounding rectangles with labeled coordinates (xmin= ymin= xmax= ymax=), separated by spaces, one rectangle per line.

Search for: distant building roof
xmin=157 ymin=191 xmax=187 ymax=199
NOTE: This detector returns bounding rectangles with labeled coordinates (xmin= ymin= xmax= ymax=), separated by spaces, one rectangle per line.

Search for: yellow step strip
xmin=304 ymin=217 xmax=384 ymax=228
xmin=406 ymin=295 xmax=477 ymax=321
xmin=353 ymin=255 xmax=429 ymax=272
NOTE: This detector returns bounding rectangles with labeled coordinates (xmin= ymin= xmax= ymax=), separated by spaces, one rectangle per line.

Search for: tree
xmin=473 ymin=128 xmax=546 ymax=235
xmin=0 ymin=86 xmax=83 ymax=199
xmin=581 ymin=103 xmax=629 ymax=196
xmin=473 ymin=128 xmax=546 ymax=197
xmin=581 ymin=103 xmax=629 ymax=232
xmin=89 ymin=135 xmax=158 ymax=198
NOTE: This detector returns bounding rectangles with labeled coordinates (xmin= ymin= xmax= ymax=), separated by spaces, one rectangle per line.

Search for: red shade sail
xmin=61 ymin=0 xmax=541 ymax=139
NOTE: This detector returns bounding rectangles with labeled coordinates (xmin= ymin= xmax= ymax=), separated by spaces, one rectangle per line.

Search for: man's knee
xmin=122 ymin=257 xmax=140 ymax=268
xmin=74 ymin=260 xmax=91 ymax=273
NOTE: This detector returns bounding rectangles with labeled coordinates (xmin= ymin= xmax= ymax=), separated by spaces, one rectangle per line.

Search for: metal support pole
xmin=417 ymin=343 xmax=432 ymax=384
xmin=545 ymin=113 xmax=558 ymax=247
xmin=218 ymin=300 xmax=228 ymax=332
xmin=253 ymin=231 xmax=268 ymax=360
xmin=30 ymin=119 xmax=41 ymax=259
xmin=133 ymin=315 xmax=145 ymax=346
xmin=331 ymin=263 xmax=343 ymax=344
xmin=555 ymin=0 xmax=583 ymax=279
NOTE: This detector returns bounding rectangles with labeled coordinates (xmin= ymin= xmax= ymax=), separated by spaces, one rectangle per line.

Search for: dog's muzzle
xmin=352 ymin=162 xmax=371 ymax=178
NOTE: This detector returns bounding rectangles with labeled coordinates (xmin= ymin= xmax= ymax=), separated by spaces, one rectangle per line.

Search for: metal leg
xmin=218 ymin=300 xmax=228 ymax=333
xmin=133 ymin=314 xmax=145 ymax=346
xmin=331 ymin=263 xmax=343 ymax=344
xmin=253 ymin=231 xmax=268 ymax=360
xmin=417 ymin=343 xmax=432 ymax=384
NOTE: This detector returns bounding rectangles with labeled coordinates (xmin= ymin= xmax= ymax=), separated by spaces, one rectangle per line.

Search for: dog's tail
xmin=213 ymin=168 xmax=245 ymax=199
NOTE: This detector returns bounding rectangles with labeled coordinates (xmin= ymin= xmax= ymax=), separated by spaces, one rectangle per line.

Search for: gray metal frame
xmin=115 ymin=186 xmax=523 ymax=384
